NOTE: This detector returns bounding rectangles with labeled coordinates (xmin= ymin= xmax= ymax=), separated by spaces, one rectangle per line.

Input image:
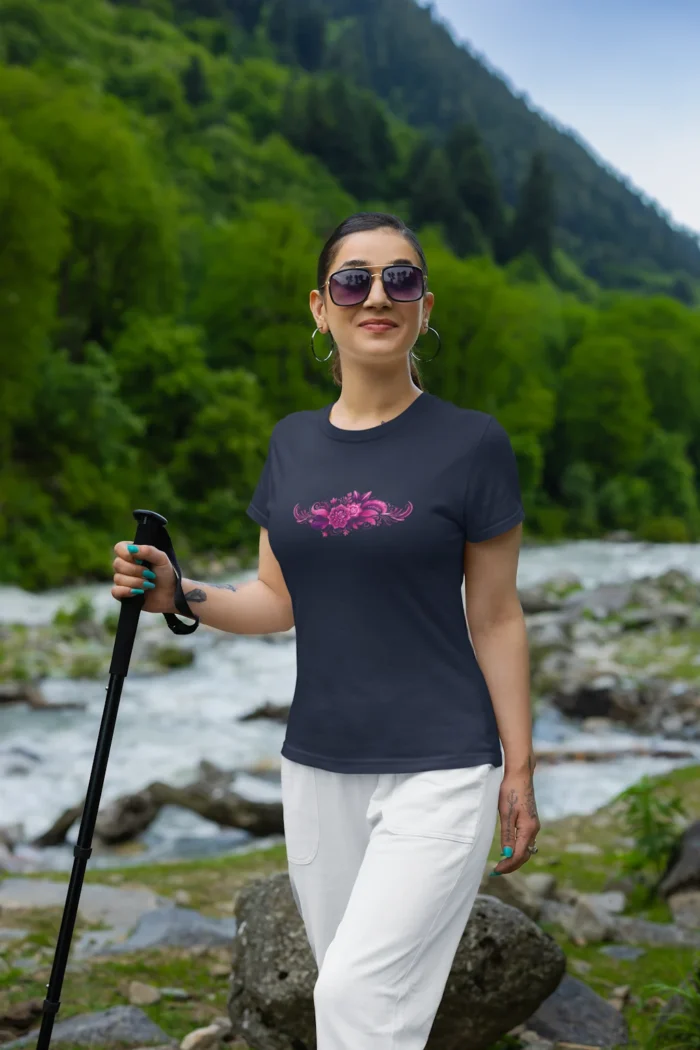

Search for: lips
xmin=359 ymin=320 xmax=398 ymax=329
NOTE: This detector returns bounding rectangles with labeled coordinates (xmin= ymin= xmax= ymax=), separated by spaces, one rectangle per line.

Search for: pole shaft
xmin=35 ymin=672 xmax=127 ymax=1049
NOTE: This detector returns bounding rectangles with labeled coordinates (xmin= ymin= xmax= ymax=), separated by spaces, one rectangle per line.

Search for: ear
xmin=421 ymin=290 xmax=435 ymax=331
xmin=309 ymin=289 xmax=327 ymax=332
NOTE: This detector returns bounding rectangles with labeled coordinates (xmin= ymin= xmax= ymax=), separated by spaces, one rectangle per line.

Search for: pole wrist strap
xmin=158 ymin=527 xmax=200 ymax=635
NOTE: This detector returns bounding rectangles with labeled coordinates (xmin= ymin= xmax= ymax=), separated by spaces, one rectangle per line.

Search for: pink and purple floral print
xmin=293 ymin=490 xmax=413 ymax=537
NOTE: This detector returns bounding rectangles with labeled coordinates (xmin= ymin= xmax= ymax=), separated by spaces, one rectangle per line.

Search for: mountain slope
xmin=269 ymin=0 xmax=700 ymax=287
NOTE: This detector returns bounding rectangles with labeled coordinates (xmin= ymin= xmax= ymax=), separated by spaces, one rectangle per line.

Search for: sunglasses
xmin=323 ymin=265 xmax=426 ymax=307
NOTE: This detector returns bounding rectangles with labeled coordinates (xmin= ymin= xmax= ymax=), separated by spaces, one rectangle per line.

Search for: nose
xmin=365 ymin=272 xmax=391 ymax=307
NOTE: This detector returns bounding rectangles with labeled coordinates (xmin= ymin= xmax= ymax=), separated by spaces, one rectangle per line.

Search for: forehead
xmin=333 ymin=228 xmax=421 ymax=269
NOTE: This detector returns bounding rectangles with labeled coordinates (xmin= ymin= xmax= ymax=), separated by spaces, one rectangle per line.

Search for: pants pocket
xmin=384 ymin=763 xmax=495 ymax=844
xmin=280 ymin=755 xmax=320 ymax=864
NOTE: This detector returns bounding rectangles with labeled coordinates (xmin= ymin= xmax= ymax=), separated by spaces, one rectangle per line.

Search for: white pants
xmin=280 ymin=754 xmax=504 ymax=1050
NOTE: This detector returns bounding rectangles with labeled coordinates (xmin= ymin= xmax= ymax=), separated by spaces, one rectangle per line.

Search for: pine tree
xmin=445 ymin=122 xmax=503 ymax=245
xmin=181 ymin=55 xmax=210 ymax=107
xmin=507 ymin=150 xmax=556 ymax=273
xmin=409 ymin=146 xmax=481 ymax=257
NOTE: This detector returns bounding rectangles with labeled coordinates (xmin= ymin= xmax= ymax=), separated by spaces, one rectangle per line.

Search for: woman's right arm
xmin=181 ymin=527 xmax=293 ymax=635
xmin=112 ymin=528 xmax=293 ymax=635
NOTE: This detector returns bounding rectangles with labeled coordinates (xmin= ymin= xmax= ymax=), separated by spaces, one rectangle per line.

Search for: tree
xmin=0 ymin=116 xmax=66 ymax=459
xmin=507 ymin=150 xmax=556 ymax=274
xmin=409 ymin=146 xmax=482 ymax=256
xmin=0 ymin=67 xmax=182 ymax=356
xmin=181 ymin=54 xmax=210 ymax=107
xmin=559 ymin=335 xmax=652 ymax=475
xmin=445 ymin=122 xmax=503 ymax=246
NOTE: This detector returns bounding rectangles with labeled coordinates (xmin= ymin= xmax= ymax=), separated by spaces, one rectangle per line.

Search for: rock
xmin=0 ymin=681 xmax=84 ymax=711
xmin=581 ymin=716 xmax=615 ymax=733
xmin=228 ymin=872 xmax=565 ymax=1050
xmin=551 ymin=672 xmax=641 ymax=723
xmin=560 ymin=895 xmax=618 ymax=944
xmin=569 ymin=958 xmax=593 ymax=976
xmin=209 ymin=963 xmax=231 ymax=978
xmin=562 ymin=582 xmax=633 ymax=618
xmin=129 ymin=981 xmax=162 ymax=1005
xmin=598 ymin=944 xmax=646 ymax=962
xmin=614 ymin=914 xmax=700 ymax=948
xmin=564 ymin=842 xmax=603 ymax=855
xmin=175 ymin=889 xmax=192 ymax=906
xmin=658 ymin=819 xmax=700 ymax=898
xmin=0 ymin=1005 xmax=175 ymax=1048
xmin=522 ymin=873 xmax=558 ymax=900
xmin=0 ymin=999 xmax=43 ymax=1040
xmin=526 ymin=973 xmax=628 ymax=1047
xmin=519 ymin=589 xmax=566 ymax=614
xmin=0 ymin=878 xmax=164 ymax=929
xmin=479 ymin=865 xmax=542 ymax=920
xmin=105 ymin=906 xmax=237 ymax=955
xmin=667 ymin=890 xmax=700 ymax=929
xmin=95 ymin=789 xmax=162 ymax=845
xmin=161 ymin=988 xmax=191 ymax=1001
xmin=180 ymin=1025 xmax=222 ymax=1049
xmin=238 ymin=701 xmax=291 ymax=724
xmin=584 ymin=891 xmax=626 ymax=915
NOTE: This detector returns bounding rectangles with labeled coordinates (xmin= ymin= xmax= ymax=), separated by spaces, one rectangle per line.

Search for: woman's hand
xmin=111 ymin=541 xmax=177 ymax=615
xmin=490 ymin=756 xmax=540 ymax=876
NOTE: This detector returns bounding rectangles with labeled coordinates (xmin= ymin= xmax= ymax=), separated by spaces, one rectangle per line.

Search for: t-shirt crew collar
xmin=319 ymin=390 xmax=432 ymax=443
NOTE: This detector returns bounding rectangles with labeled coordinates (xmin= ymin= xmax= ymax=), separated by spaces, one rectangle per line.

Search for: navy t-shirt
xmin=246 ymin=391 xmax=525 ymax=774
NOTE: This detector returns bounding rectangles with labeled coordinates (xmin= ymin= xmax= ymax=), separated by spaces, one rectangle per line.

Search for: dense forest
xmin=1 ymin=0 xmax=700 ymax=591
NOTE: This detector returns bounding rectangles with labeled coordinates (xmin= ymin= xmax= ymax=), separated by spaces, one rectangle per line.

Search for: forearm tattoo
xmin=183 ymin=581 xmax=237 ymax=604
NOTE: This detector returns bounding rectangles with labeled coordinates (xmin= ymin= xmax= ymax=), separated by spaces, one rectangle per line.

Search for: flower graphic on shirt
xmin=293 ymin=490 xmax=413 ymax=537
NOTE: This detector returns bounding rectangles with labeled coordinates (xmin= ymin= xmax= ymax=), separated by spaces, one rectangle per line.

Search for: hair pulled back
xmin=317 ymin=212 xmax=428 ymax=389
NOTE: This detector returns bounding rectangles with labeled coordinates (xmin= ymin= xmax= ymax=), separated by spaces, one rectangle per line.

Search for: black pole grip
xmin=109 ymin=509 xmax=169 ymax=677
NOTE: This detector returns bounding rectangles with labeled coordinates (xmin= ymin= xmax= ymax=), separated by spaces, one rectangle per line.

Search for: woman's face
xmin=310 ymin=228 xmax=434 ymax=371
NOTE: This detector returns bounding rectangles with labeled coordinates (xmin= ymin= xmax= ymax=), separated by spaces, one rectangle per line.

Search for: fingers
xmin=112 ymin=542 xmax=157 ymax=600
xmin=491 ymin=818 xmax=540 ymax=875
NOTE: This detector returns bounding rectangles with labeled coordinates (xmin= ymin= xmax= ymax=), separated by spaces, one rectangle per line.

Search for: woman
xmin=111 ymin=212 xmax=540 ymax=1049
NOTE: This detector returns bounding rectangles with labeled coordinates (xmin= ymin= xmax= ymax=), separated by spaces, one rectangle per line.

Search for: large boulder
xmin=227 ymin=872 xmax=565 ymax=1050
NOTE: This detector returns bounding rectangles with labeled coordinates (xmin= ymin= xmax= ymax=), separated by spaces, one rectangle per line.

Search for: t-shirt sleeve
xmin=247 ymin=435 xmax=275 ymax=529
xmin=462 ymin=416 xmax=525 ymax=542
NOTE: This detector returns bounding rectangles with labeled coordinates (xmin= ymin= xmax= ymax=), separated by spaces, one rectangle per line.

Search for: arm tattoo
xmin=183 ymin=582 xmax=237 ymax=604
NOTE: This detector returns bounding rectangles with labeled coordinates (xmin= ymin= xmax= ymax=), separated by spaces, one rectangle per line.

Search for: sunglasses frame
xmin=323 ymin=264 xmax=427 ymax=307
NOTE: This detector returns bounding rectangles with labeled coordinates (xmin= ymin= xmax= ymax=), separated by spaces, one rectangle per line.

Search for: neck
xmin=331 ymin=361 xmax=422 ymax=429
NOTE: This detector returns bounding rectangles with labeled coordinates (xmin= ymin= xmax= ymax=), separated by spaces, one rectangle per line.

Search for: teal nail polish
xmin=128 ymin=544 xmax=139 ymax=553
xmin=135 ymin=559 xmax=143 ymax=565
xmin=501 ymin=846 xmax=514 ymax=858
xmin=131 ymin=588 xmax=144 ymax=595
xmin=143 ymin=569 xmax=156 ymax=580
xmin=489 ymin=871 xmax=502 ymax=877
xmin=142 ymin=580 xmax=155 ymax=589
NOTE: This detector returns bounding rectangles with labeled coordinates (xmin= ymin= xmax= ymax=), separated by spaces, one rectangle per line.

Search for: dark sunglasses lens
xmin=384 ymin=266 xmax=424 ymax=301
xmin=329 ymin=269 xmax=371 ymax=305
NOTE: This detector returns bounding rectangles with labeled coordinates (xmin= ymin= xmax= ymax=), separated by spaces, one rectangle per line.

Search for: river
xmin=2 ymin=539 xmax=700 ymax=871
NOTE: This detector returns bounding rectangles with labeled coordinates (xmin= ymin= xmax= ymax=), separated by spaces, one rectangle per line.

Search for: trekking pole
xmin=36 ymin=508 xmax=199 ymax=1050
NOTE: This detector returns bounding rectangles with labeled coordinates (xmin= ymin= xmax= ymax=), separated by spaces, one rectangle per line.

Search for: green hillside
xmin=1 ymin=0 xmax=700 ymax=592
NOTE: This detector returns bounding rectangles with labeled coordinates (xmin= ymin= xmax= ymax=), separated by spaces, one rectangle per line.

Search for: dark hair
xmin=317 ymin=212 xmax=428 ymax=390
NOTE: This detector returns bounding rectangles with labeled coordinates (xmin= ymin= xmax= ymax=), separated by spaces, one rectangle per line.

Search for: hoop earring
xmin=311 ymin=327 xmax=335 ymax=362
xmin=410 ymin=325 xmax=441 ymax=363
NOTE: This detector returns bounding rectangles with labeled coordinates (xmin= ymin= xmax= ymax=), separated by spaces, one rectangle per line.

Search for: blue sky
xmin=432 ymin=0 xmax=700 ymax=236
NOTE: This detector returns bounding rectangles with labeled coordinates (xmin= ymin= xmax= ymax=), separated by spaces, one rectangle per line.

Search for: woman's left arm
xmin=464 ymin=522 xmax=540 ymax=874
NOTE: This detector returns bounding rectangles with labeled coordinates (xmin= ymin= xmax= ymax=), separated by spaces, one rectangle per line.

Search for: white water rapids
xmin=2 ymin=539 xmax=699 ymax=871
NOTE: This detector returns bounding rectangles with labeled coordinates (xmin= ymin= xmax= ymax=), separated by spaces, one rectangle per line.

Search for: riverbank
xmin=2 ymin=761 xmax=699 ymax=1049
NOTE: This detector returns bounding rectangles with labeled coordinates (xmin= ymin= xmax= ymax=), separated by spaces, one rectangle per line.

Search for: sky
xmin=431 ymin=0 xmax=700 ymax=236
